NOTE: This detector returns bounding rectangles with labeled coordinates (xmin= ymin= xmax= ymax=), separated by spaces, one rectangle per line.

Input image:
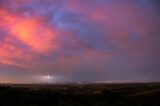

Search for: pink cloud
xmin=0 ymin=0 xmax=159 ymax=82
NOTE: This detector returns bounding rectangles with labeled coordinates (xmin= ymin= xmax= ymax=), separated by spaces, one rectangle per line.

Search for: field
xmin=0 ymin=83 xmax=160 ymax=106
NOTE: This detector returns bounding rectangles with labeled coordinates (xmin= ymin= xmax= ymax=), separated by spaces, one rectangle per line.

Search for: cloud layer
xmin=0 ymin=0 xmax=160 ymax=83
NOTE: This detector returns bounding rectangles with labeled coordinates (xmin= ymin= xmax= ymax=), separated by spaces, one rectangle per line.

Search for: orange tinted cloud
xmin=11 ymin=18 xmax=58 ymax=53
xmin=0 ymin=8 xmax=58 ymax=68
xmin=0 ymin=9 xmax=16 ymax=23
xmin=0 ymin=8 xmax=58 ymax=54
xmin=0 ymin=7 xmax=59 ymax=66
xmin=0 ymin=39 xmax=32 ymax=67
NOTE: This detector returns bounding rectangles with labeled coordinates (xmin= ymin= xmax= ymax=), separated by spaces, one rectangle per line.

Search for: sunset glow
xmin=0 ymin=0 xmax=159 ymax=83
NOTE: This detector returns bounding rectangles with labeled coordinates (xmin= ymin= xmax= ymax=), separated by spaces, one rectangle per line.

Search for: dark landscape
xmin=0 ymin=83 xmax=160 ymax=106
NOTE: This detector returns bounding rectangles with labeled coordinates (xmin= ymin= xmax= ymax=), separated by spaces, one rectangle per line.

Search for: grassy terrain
xmin=0 ymin=83 xmax=160 ymax=106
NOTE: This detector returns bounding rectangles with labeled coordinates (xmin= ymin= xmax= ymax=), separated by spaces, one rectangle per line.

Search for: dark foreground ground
xmin=0 ymin=83 xmax=160 ymax=106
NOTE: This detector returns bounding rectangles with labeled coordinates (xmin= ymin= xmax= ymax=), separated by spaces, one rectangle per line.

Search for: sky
xmin=0 ymin=0 xmax=160 ymax=83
